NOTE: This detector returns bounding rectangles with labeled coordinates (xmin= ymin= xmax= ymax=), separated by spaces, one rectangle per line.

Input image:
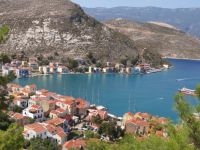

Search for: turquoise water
xmin=14 ymin=59 xmax=200 ymax=121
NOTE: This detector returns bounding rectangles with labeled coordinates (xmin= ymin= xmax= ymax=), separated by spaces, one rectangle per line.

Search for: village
xmin=1 ymin=57 xmax=170 ymax=78
xmin=5 ymin=83 xmax=169 ymax=150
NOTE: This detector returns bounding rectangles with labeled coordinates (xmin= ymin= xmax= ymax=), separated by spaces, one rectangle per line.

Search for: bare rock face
xmin=0 ymin=0 xmax=144 ymax=63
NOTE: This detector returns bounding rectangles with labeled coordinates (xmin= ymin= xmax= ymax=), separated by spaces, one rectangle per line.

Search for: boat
xmin=178 ymin=87 xmax=196 ymax=96
xmin=146 ymin=68 xmax=162 ymax=74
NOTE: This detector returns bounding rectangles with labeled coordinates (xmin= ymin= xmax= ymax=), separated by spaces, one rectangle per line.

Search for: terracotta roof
xmin=12 ymin=113 xmax=25 ymax=120
xmin=45 ymin=118 xmax=65 ymax=126
xmin=25 ymin=123 xmax=46 ymax=133
xmin=7 ymin=83 xmax=21 ymax=88
xmin=56 ymin=130 xmax=66 ymax=138
xmin=126 ymin=119 xmax=150 ymax=127
xmin=157 ymin=118 xmax=168 ymax=124
xmin=30 ymin=104 xmax=41 ymax=109
xmin=50 ymin=108 xmax=65 ymax=115
xmin=63 ymin=139 xmax=86 ymax=149
xmin=76 ymin=98 xmax=89 ymax=109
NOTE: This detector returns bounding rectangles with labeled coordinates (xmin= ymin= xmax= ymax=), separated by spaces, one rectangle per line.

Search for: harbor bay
xmin=14 ymin=59 xmax=200 ymax=121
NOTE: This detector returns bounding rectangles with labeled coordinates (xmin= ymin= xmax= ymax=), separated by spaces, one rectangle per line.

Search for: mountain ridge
xmin=104 ymin=19 xmax=200 ymax=59
xmin=83 ymin=6 xmax=200 ymax=38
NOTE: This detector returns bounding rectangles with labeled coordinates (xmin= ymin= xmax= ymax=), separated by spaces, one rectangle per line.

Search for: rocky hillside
xmin=104 ymin=19 xmax=200 ymax=59
xmin=0 ymin=0 xmax=164 ymax=65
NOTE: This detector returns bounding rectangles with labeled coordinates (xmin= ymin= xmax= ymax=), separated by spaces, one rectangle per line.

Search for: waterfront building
xmin=57 ymin=66 xmax=68 ymax=73
xmin=21 ymin=61 xmax=28 ymax=67
xmin=2 ymin=65 xmax=13 ymax=76
xmin=88 ymin=66 xmax=94 ymax=73
xmin=75 ymin=98 xmax=90 ymax=117
xmin=56 ymin=99 xmax=76 ymax=115
xmin=133 ymin=66 xmax=141 ymax=74
xmin=115 ymin=63 xmax=124 ymax=70
xmin=42 ymin=66 xmax=50 ymax=74
xmin=38 ymin=66 xmax=43 ymax=73
xmin=126 ymin=67 xmax=133 ymax=74
xmin=28 ymin=61 xmax=38 ymax=69
xmin=50 ymin=66 xmax=57 ymax=73
xmin=15 ymin=68 xmax=30 ymax=78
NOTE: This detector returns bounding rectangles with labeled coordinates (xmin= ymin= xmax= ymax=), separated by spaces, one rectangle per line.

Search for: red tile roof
xmin=126 ymin=119 xmax=150 ymax=127
xmin=76 ymin=98 xmax=89 ymax=109
xmin=45 ymin=118 xmax=65 ymax=126
xmin=63 ymin=139 xmax=86 ymax=149
xmin=25 ymin=123 xmax=46 ymax=133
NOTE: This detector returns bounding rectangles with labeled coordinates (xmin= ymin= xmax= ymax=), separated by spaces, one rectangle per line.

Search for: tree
xmin=0 ymin=53 xmax=11 ymax=64
xmin=91 ymin=115 xmax=103 ymax=125
xmin=174 ymin=85 xmax=200 ymax=148
xmin=120 ymin=58 xmax=128 ymax=67
xmin=28 ymin=137 xmax=61 ymax=150
xmin=87 ymin=52 xmax=97 ymax=64
xmin=0 ymin=124 xmax=24 ymax=150
xmin=65 ymin=58 xmax=78 ymax=71
xmin=98 ymin=121 xmax=121 ymax=140
xmin=0 ymin=111 xmax=12 ymax=130
xmin=0 ymin=25 xmax=9 ymax=43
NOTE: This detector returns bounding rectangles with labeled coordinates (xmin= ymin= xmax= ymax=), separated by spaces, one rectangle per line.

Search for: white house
xmin=43 ymin=66 xmax=50 ymax=74
xmin=23 ymin=105 xmax=44 ymax=122
xmin=23 ymin=122 xmax=67 ymax=145
xmin=57 ymin=66 xmax=68 ymax=73
xmin=23 ymin=122 xmax=47 ymax=140
xmin=13 ymin=98 xmax=28 ymax=108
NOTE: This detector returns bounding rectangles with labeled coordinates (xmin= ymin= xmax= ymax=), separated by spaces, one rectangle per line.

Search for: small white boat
xmin=178 ymin=87 xmax=196 ymax=96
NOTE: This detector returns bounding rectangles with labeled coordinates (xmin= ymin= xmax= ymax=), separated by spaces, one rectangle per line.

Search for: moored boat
xmin=178 ymin=87 xmax=196 ymax=96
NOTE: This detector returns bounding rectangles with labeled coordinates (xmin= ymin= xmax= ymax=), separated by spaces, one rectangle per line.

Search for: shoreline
xmin=163 ymin=57 xmax=200 ymax=61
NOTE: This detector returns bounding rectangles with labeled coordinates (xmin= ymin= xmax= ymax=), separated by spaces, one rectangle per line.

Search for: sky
xmin=72 ymin=0 xmax=200 ymax=8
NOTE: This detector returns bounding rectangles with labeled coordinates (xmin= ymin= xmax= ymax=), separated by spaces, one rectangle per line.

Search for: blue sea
xmin=14 ymin=59 xmax=200 ymax=122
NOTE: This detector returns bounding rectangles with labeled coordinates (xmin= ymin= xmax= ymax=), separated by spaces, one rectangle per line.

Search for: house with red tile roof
xmin=36 ymin=89 xmax=49 ymax=95
xmin=23 ymin=122 xmax=67 ymax=145
xmin=25 ymin=84 xmax=37 ymax=94
xmin=75 ymin=98 xmax=90 ymax=117
xmin=12 ymin=97 xmax=28 ymax=108
xmin=87 ymin=109 xmax=108 ymax=121
xmin=7 ymin=83 xmax=22 ymax=93
xmin=23 ymin=122 xmax=47 ymax=140
xmin=125 ymin=119 xmax=150 ymax=135
xmin=22 ymin=104 xmax=44 ymax=122
xmin=8 ymin=111 xmax=29 ymax=126
xmin=56 ymin=99 xmax=76 ymax=115
xmin=50 ymin=108 xmax=67 ymax=119
xmin=62 ymin=139 xmax=86 ymax=150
